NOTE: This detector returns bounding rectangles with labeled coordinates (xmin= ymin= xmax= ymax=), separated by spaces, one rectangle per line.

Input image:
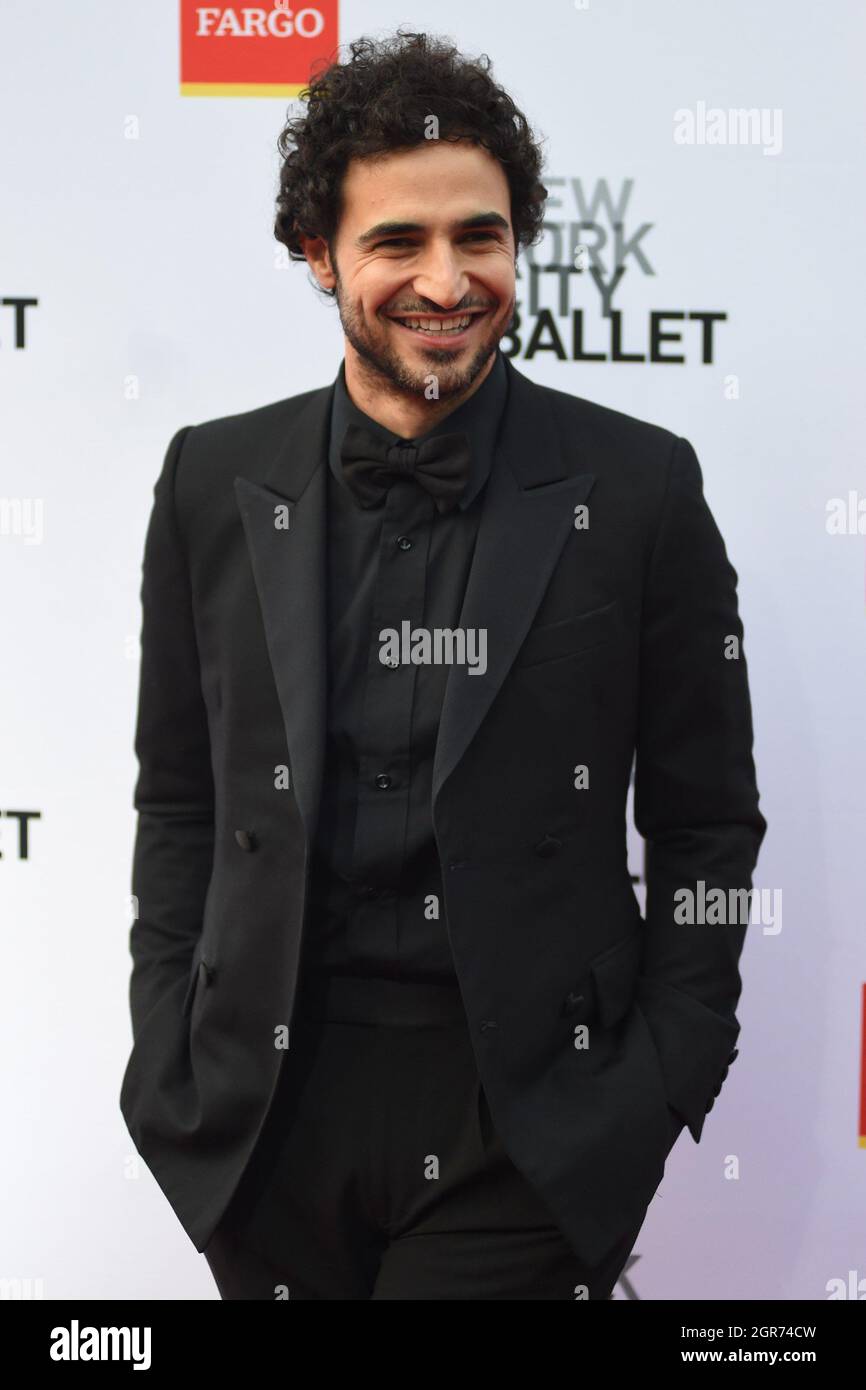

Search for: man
xmin=120 ymin=31 xmax=766 ymax=1300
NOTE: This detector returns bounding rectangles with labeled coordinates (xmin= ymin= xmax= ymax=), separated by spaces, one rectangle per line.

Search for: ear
xmin=299 ymin=234 xmax=336 ymax=292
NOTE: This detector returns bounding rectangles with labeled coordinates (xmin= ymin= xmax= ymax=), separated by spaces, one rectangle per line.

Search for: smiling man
xmin=120 ymin=30 xmax=766 ymax=1301
xmin=305 ymin=138 xmax=514 ymax=434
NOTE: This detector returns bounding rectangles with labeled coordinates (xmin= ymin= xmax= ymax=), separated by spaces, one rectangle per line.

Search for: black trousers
xmin=203 ymin=974 xmax=649 ymax=1300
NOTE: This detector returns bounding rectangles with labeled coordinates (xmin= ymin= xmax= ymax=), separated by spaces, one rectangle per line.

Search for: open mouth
xmin=386 ymin=309 xmax=491 ymax=341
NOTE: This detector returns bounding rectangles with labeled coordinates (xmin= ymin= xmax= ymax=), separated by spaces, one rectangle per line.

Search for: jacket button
xmin=480 ymin=1019 xmax=499 ymax=1034
xmin=534 ymin=834 xmax=563 ymax=857
xmin=234 ymin=829 xmax=257 ymax=851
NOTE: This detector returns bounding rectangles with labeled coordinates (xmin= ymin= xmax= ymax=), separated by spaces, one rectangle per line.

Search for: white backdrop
xmin=1 ymin=0 xmax=864 ymax=1300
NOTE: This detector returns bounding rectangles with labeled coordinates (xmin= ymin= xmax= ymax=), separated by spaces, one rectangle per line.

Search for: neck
xmin=343 ymin=346 xmax=496 ymax=438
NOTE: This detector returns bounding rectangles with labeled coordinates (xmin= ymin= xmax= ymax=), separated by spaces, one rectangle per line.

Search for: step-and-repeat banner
xmin=1 ymin=0 xmax=863 ymax=1300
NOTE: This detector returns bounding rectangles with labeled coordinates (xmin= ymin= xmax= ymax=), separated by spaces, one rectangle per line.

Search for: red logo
xmin=180 ymin=1 xmax=338 ymax=97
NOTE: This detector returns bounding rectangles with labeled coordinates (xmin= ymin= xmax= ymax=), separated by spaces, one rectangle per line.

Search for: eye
xmin=374 ymin=231 xmax=498 ymax=249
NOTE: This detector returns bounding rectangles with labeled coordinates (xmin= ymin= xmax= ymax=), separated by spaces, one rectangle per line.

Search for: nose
xmin=411 ymin=239 xmax=471 ymax=311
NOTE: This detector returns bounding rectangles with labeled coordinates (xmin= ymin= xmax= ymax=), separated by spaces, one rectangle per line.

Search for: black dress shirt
xmin=301 ymin=347 xmax=509 ymax=983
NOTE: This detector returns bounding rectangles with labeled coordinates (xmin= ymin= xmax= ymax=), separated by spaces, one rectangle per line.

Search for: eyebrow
xmin=355 ymin=211 xmax=510 ymax=249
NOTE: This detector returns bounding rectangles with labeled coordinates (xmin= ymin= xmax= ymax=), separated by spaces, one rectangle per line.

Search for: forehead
xmin=340 ymin=140 xmax=511 ymax=223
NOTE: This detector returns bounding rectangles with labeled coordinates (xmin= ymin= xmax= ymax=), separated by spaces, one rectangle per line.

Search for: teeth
xmin=394 ymin=314 xmax=474 ymax=333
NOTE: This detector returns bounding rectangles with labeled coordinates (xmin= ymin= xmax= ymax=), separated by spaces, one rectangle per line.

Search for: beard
xmin=334 ymin=272 xmax=515 ymax=406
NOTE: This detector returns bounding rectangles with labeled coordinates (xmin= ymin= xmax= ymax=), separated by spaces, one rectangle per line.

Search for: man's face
xmin=304 ymin=139 xmax=517 ymax=402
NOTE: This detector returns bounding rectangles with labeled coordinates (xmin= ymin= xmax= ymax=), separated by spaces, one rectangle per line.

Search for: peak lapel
xmin=233 ymin=382 xmax=334 ymax=848
xmin=432 ymin=357 xmax=595 ymax=807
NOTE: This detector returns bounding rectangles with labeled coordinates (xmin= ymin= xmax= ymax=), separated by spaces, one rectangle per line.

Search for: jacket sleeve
xmin=633 ymin=435 xmax=767 ymax=1143
xmin=127 ymin=425 xmax=215 ymax=1042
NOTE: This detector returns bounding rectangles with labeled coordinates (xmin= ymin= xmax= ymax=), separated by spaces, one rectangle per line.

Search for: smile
xmin=386 ymin=309 xmax=491 ymax=341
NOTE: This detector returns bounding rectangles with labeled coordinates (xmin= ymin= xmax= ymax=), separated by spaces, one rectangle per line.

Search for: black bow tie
xmin=339 ymin=422 xmax=472 ymax=514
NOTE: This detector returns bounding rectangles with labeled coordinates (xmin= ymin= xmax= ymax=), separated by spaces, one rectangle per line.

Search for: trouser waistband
xmin=294 ymin=972 xmax=468 ymax=1026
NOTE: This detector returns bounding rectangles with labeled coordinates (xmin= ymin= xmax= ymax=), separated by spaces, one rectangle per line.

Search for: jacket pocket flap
xmin=514 ymin=600 xmax=621 ymax=670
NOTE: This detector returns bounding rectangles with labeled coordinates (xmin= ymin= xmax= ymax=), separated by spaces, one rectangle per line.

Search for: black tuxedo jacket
xmin=119 ymin=353 xmax=766 ymax=1266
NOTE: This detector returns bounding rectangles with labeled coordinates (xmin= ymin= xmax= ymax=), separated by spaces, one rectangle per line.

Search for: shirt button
xmin=396 ymin=535 xmax=413 ymax=551
xmin=374 ymin=773 xmax=392 ymax=789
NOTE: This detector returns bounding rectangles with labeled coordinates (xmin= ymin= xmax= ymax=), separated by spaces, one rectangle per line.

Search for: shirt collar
xmin=328 ymin=347 xmax=508 ymax=512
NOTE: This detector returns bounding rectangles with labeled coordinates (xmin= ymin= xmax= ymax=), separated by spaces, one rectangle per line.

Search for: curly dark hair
xmin=273 ymin=29 xmax=548 ymax=296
